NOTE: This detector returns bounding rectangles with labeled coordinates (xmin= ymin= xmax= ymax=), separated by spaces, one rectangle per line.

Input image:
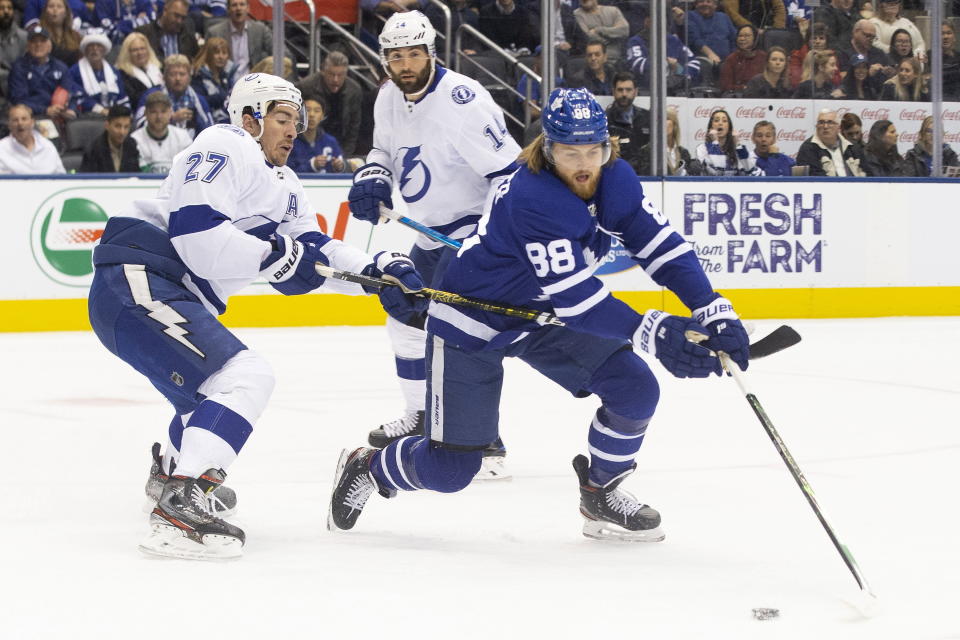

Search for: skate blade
xmin=326 ymin=448 xmax=352 ymax=532
xmin=581 ymin=519 xmax=666 ymax=543
xmin=139 ymin=522 xmax=243 ymax=561
xmin=472 ymin=456 xmax=512 ymax=482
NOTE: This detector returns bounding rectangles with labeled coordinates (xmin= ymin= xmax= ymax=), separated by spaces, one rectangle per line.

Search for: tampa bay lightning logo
xmin=398 ymin=146 xmax=431 ymax=203
xmin=451 ymin=85 xmax=475 ymax=104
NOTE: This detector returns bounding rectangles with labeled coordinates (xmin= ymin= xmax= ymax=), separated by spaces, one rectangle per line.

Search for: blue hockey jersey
xmin=429 ymin=159 xmax=717 ymax=351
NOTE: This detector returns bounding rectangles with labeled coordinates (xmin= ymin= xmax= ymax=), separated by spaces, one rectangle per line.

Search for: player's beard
xmin=390 ymin=63 xmax=432 ymax=96
xmin=559 ymin=169 xmax=601 ymax=200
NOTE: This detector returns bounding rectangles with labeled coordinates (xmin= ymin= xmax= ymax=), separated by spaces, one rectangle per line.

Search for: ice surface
xmin=1 ymin=318 xmax=958 ymax=639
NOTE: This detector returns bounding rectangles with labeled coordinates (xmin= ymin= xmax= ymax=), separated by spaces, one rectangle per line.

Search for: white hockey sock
xmin=399 ymin=377 xmax=426 ymax=413
xmin=174 ymin=427 xmax=239 ymax=478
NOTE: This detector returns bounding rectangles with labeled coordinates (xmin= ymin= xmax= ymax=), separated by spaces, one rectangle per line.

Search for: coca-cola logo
xmin=693 ymin=105 xmax=725 ymax=119
xmin=941 ymin=109 xmax=960 ymax=120
xmin=945 ymin=132 xmax=960 ymax=142
xmin=835 ymin=106 xmax=851 ymax=117
xmin=860 ymin=107 xmax=890 ymax=120
xmin=899 ymin=108 xmax=928 ymax=120
xmin=736 ymin=106 xmax=767 ymax=119
xmin=694 ymin=128 xmax=708 ymax=141
xmin=777 ymin=129 xmax=809 ymax=141
xmin=775 ymin=106 xmax=807 ymax=119
xmin=900 ymin=132 xmax=919 ymax=143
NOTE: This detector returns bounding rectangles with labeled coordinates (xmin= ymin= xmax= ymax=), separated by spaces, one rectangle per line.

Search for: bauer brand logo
xmin=31 ymin=194 xmax=109 ymax=286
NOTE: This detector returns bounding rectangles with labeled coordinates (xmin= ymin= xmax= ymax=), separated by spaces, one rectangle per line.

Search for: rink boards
xmin=2 ymin=174 xmax=958 ymax=332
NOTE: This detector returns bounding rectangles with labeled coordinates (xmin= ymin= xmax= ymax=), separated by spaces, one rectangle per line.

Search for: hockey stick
xmin=378 ymin=205 xmax=463 ymax=250
xmin=719 ymin=352 xmax=878 ymax=610
xmin=747 ymin=324 xmax=801 ymax=360
xmin=316 ymin=264 xmax=564 ymax=326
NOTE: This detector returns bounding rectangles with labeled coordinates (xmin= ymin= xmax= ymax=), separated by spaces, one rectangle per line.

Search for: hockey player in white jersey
xmin=348 ymin=10 xmax=521 ymax=479
xmin=87 ymin=73 xmax=427 ymax=560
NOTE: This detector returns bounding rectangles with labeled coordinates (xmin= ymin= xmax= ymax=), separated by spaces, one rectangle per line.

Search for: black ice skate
xmin=327 ymin=447 xmax=396 ymax=531
xmin=140 ymin=468 xmax=245 ymax=560
xmin=572 ymin=454 xmax=664 ymax=542
xmin=144 ymin=442 xmax=238 ymax=517
xmin=367 ymin=410 xmax=424 ymax=448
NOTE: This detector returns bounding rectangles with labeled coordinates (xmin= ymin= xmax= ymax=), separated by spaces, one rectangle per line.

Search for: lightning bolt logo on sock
xmin=123 ymin=264 xmax=206 ymax=358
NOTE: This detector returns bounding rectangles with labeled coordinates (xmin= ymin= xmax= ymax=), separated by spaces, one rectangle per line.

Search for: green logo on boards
xmin=31 ymin=195 xmax=109 ymax=286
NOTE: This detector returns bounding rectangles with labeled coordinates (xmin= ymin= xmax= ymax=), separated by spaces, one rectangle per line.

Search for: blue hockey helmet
xmin=541 ymin=87 xmax=611 ymax=164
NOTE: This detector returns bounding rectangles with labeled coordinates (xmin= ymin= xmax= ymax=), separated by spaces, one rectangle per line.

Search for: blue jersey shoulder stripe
xmin=168 ymin=204 xmax=230 ymax=239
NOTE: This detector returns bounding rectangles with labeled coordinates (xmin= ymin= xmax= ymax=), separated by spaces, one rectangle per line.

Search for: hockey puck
xmin=752 ymin=608 xmax=780 ymax=621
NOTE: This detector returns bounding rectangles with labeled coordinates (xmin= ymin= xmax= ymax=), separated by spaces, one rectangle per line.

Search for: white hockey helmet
xmin=227 ymin=73 xmax=306 ymax=141
xmin=378 ymin=10 xmax=436 ymax=69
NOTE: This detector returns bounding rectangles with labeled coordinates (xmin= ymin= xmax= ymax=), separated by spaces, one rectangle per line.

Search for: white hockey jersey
xmin=131 ymin=126 xmax=194 ymax=174
xmin=366 ymin=66 xmax=521 ymax=249
xmin=124 ymin=124 xmax=368 ymax=314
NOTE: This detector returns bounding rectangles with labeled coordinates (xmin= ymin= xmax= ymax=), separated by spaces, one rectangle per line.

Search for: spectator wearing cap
xmin=719 ymin=23 xmax=767 ymax=95
xmin=205 ymin=0 xmax=270 ymax=77
xmin=135 ymin=0 xmax=198 ymax=61
xmin=869 ymin=0 xmax=924 ymax=55
xmin=130 ymin=90 xmax=191 ymax=173
xmin=80 ymin=103 xmax=140 ymax=171
xmin=297 ymin=51 xmax=361 ymax=156
xmin=0 ymin=0 xmax=27 ymax=84
xmin=68 ymin=29 xmax=130 ymax=115
xmin=478 ymin=0 xmax=538 ymax=55
xmin=841 ymin=53 xmax=879 ymax=99
xmin=687 ymin=0 xmax=738 ymax=68
xmin=40 ymin=0 xmax=83 ymax=66
xmin=23 ymin=0 xmax=92 ymax=30
xmin=135 ymin=53 xmax=213 ymax=138
xmin=289 ymin=96 xmax=345 ymax=174
xmin=837 ymin=19 xmax=892 ymax=94
xmin=795 ymin=108 xmax=867 ymax=176
xmin=573 ymin=0 xmax=628 ymax=61
xmin=0 ymin=103 xmax=66 ymax=173
xmin=8 ymin=25 xmax=77 ymax=120
xmin=115 ymin=31 xmax=162 ymax=109
xmin=931 ymin=21 xmax=960 ymax=100
xmin=190 ymin=36 xmax=237 ymax=123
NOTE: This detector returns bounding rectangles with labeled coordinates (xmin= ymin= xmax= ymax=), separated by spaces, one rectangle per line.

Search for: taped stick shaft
xmin=315 ymin=264 xmax=564 ymax=326
xmin=721 ymin=353 xmax=875 ymax=598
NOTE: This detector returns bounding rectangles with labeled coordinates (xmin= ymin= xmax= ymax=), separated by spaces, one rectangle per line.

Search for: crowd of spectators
xmin=2 ymin=0 xmax=960 ymax=176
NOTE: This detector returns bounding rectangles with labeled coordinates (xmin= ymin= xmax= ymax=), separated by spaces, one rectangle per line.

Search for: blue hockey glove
xmin=692 ymin=295 xmax=750 ymax=372
xmin=633 ymin=309 xmax=721 ymax=378
xmin=259 ymin=234 xmax=328 ymax=296
xmin=362 ymin=251 xmax=427 ymax=324
xmin=348 ymin=163 xmax=393 ymax=224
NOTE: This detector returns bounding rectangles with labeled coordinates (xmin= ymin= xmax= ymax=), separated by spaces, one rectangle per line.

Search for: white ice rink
xmin=1 ymin=317 xmax=958 ymax=639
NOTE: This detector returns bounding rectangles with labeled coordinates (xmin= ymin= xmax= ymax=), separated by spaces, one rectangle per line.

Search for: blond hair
xmin=115 ymin=32 xmax=161 ymax=76
xmin=518 ymin=133 xmax=620 ymax=174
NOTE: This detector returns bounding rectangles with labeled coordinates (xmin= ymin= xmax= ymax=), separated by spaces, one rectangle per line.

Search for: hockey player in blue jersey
xmin=348 ymin=11 xmax=520 ymax=480
xmin=329 ymin=88 xmax=751 ymax=541
xmin=87 ymin=73 xmax=427 ymax=560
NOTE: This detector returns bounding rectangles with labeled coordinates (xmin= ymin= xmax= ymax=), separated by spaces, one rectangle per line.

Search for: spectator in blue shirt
xmin=94 ymin=0 xmax=157 ymax=48
xmin=23 ymin=0 xmax=92 ymax=29
xmin=8 ymin=25 xmax=77 ymax=120
xmin=751 ymin=120 xmax=795 ymax=176
xmin=626 ymin=11 xmax=701 ymax=94
xmin=289 ymin=96 xmax=345 ymax=174
xmin=686 ymin=0 xmax=738 ymax=68
xmin=190 ymin=36 xmax=237 ymax=123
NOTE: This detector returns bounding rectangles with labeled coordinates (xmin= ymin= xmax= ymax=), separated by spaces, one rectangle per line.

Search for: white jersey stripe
xmin=541 ymin=261 xmax=600 ymax=296
xmin=554 ymin=285 xmax=609 ymax=318
xmin=394 ymin=436 xmax=415 ymax=489
xmin=429 ymin=301 xmax=500 ymax=341
xmin=634 ymin=226 xmax=674 ymax=260
xmin=591 ymin=415 xmax=644 ymax=439
xmin=643 ymin=243 xmax=693 ymax=278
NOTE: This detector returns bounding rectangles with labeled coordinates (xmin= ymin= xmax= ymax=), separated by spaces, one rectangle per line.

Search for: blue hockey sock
xmin=587 ymin=406 xmax=650 ymax=486
xmin=371 ymin=436 xmax=425 ymax=491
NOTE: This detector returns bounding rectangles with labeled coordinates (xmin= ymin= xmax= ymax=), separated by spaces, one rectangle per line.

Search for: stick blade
xmin=748 ymin=325 xmax=801 ymax=360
